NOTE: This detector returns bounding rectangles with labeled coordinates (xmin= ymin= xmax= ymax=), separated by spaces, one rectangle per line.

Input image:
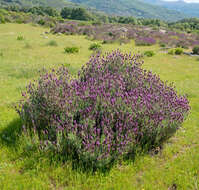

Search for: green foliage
xmin=168 ymin=48 xmax=183 ymax=55
xmin=46 ymin=40 xmax=58 ymax=47
xmin=144 ymin=50 xmax=155 ymax=57
xmin=160 ymin=43 xmax=166 ymax=47
xmin=192 ymin=46 xmax=199 ymax=55
xmin=69 ymin=0 xmax=186 ymax=21
xmin=61 ymin=7 xmax=92 ymax=21
xmin=175 ymin=48 xmax=183 ymax=55
xmin=37 ymin=19 xmax=45 ymax=26
xmin=168 ymin=49 xmax=175 ymax=55
xmin=61 ymin=7 xmax=72 ymax=19
xmin=17 ymin=35 xmax=24 ymax=41
xmin=169 ymin=18 xmax=199 ymax=33
xmin=64 ymin=46 xmax=79 ymax=53
xmin=89 ymin=43 xmax=102 ymax=51
xmin=28 ymin=6 xmax=59 ymax=17
xmin=0 ymin=13 xmax=5 ymax=23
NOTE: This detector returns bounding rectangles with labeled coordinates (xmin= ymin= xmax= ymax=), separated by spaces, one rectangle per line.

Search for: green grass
xmin=0 ymin=23 xmax=199 ymax=190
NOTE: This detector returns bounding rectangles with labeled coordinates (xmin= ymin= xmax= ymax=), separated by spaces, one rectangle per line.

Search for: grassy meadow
xmin=0 ymin=23 xmax=199 ymax=190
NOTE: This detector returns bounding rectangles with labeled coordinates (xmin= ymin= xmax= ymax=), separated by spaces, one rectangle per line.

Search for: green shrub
xmin=64 ymin=47 xmax=79 ymax=54
xmin=192 ymin=46 xmax=199 ymax=55
xmin=159 ymin=43 xmax=166 ymax=48
xmin=168 ymin=49 xmax=175 ymax=55
xmin=37 ymin=19 xmax=45 ymax=26
xmin=17 ymin=35 xmax=24 ymax=41
xmin=144 ymin=50 xmax=155 ymax=57
xmin=0 ymin=52 xmax=3 ymax=57
xmin=0 ymin=14 xmax=5 ymax=24
xmin=168 ymin=48 xmax=183 ymax=55
xmin=46 ymin=40 xmax=58 ymax=47
xmin=175 ymin=48 xmax=183 ymax=55
xmin=89 ymin=43 xmax=102 ymax=51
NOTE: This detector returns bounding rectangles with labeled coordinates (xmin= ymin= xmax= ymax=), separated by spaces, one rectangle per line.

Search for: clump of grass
xmin=159 ymin=43 xmax=166 ymax=48
xmin=17 ymin=35 xmax=25 ymax=41
xmin=64 ymin=47 xmax=79 ymax=54
xmin=89 ymin=43 xmax=102 ymax=51
xmin=46 ymin=40 xmax=58 ymax=47
xmin=0 ymin=51 xmax=3 ymax=57
xmin=144 ymin=50 xmax=155 ymax=57
xmin=168 ymin=49 xmax=175 ymax=55
xmin=24 ymin=43 xmax=32 ymax=49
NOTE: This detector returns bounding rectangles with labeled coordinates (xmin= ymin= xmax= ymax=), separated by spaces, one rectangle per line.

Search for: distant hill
xmin=0 ymin=0 xmax=75 ymax=9
xmin=68 ymin=0 xmax=188 ymax=21
xmin=143 ymin=0 xmax=199 ymax=18
xmin=0 ymin=0 xmax=189 ymax=21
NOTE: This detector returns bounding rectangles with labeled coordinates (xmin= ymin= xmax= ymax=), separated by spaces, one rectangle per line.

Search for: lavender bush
xmin=135 ymin=37 xmax=156 ymax=46
xmin=17 ymin=50 xmax=190 ymax=169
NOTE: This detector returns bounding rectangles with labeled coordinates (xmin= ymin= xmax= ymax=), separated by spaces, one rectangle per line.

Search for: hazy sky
xmin=163 ymin=0 xmax=199 ymax=2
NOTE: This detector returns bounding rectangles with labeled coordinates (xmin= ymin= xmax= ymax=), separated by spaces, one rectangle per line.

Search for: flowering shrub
xmin=17 ymin=50 xmax=190 ymax=169
xmin=135 ymin=37 xmax=156 ymax=46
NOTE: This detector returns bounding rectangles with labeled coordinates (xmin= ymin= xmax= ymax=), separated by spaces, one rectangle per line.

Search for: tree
xmin=61 ymin=7 xmax=72 ymax=19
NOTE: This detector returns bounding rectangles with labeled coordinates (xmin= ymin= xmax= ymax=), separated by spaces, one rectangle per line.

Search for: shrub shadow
xmin=0 ymin=118 xmax=23 ymax=149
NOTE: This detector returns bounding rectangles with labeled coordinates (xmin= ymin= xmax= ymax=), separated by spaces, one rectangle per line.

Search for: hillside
xmin=0 ymin=0 xmax=189 ymax=21
xmin=68 ymin=0 xmax=188 ymax=21
xmin=143 ymin=0 xmax=199 ymax=18
xmin=0 ymin=0 xmax=75 ymax=9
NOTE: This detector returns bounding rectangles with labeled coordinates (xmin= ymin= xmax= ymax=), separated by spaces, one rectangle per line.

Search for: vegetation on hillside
xmin=0 ymin=0 xmax=188 ymax=21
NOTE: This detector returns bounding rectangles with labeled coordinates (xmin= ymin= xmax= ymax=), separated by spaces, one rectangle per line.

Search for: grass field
xmin=0 ymin=23 xmax=199 ymax=190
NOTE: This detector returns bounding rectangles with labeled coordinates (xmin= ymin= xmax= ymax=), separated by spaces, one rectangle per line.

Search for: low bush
xmin=17 ymin=35 xmax=24 ymax=41
xmin=175 ymin=48 xmax=183 ymax=55
xmin=159 ymin=43 xmax=166 ymax=48
xmin=144 ymin=50 xmax=155 ymax=57
xmin=168 ymin=48 xmax=183 ymax=55
xmin=17 ymin=50 xmax=190 ymax=170
xmin=37 ymin=19 xmax=45 ymax=26
xmin=192 ymin=46 xmax=199 ymax=55
xmin=64 ymin=47 xmax=79 ymax=54
xmin=0 ymin=14 xmax=5 ymax=24
xmin=168 ymin=49 xmax=175 ymax=55
xmin=89 ymin=43 xmax=102 ymax=51
xmin=46 ymin=40 xmax=58 ymax=47
xmin=24 ymin=43 xmax=32 ymax=49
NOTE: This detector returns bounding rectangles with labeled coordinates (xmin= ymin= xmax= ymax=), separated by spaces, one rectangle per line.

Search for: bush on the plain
xmin=64 ymin=47 xmax=79 ymax=54
xmin=175 ymin=48 xmax=183 ymax=55
xmin=192 ymin=46 xmax=199 ymax=55
xmin=89 ymin=43 xmax=102 ymax=51
xmin=17 ymin=35 xmax=24 ymax=41
xmin=144 ymin=50 xmax=155 ymax=57
xmin=17 ymin=50 xmax=190 ymax=169
xmin=168 ymin=48 xmax=183 ymax=55
xmin=47 ymin=40 xmax=58 ymax=47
